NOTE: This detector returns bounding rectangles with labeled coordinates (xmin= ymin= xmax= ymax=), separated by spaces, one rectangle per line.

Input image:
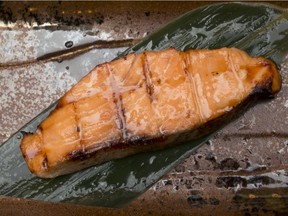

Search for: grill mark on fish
xmin=184 ymin=52 xmax=204 ymax=122
xmin=107 ymin=64 xmax=128 ymax=140
xmin=181 ymin=52 xmax=195 ymax=121
xmin=72 ymin=102 xmax=84 ymax=152
xmin=142 ymin=52 xmax=155 ymax=101
xmin=192 ymin=51 xmax=213 ymax=120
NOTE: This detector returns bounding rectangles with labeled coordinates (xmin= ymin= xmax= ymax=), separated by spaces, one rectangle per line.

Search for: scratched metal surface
xmin=0 ymin=1 xmax=288 ymax=215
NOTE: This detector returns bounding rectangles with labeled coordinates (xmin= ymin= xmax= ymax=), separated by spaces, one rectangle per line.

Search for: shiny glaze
xmin=20 ymin=48 xmax=281 ymax=178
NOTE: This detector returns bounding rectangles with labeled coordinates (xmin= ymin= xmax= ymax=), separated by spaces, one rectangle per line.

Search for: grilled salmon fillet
xmin=20 ymin=48 xmax=281 ymax=178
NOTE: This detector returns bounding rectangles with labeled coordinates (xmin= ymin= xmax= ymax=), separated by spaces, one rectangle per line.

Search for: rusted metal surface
xmin=0 ymin=1 xmax=288 ymax=215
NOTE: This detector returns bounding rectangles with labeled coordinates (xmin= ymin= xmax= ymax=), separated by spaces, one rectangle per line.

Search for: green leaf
xmin=0 ymin=2 xmax=287 ymax=208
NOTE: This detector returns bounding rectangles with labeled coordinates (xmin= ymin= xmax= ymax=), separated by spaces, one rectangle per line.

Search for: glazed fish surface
xmin=21 ymin=48 xmax=281 ymax=178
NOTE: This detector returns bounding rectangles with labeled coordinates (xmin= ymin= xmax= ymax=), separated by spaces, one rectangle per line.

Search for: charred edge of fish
xmin=67 ymin=141 xmax=121 ymax=162
xmin=67 ymin=149 xmax=94 ymax=161
xmin=251 ymin=77 xmax=274 ymax=98
xmin=254 ymin=59 xmax=281 ymax=97
xmin=66 ymin=136 xmax=169 ymax=162
xmin=128 ymin=135 xmax=168 ymax=145
xmin=251 ymin=73 xmax=280 ymax=99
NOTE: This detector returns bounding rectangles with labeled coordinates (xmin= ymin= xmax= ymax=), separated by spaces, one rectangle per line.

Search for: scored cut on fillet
xmin=20 ymin=48 xmax=281 ymax=178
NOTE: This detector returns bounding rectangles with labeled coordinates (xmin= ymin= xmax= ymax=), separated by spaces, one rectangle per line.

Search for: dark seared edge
xmin=251 ymin=59 xmax=282 ymax=97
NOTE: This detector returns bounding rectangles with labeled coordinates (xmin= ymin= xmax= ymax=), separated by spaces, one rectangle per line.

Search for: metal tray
xmin=0 ymin=1 xmax=288 ymax=215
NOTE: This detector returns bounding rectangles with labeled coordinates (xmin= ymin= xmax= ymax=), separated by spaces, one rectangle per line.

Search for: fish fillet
xmin=20 ymin=48 xmax=281 ymax=178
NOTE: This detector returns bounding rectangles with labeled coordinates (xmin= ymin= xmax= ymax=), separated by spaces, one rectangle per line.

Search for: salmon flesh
xmin=20 ymin=48 xmax=281 ymax=178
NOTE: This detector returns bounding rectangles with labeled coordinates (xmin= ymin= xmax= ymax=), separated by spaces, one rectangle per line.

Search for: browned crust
xmin=251 ymin=62 xmax=281 ymax=98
